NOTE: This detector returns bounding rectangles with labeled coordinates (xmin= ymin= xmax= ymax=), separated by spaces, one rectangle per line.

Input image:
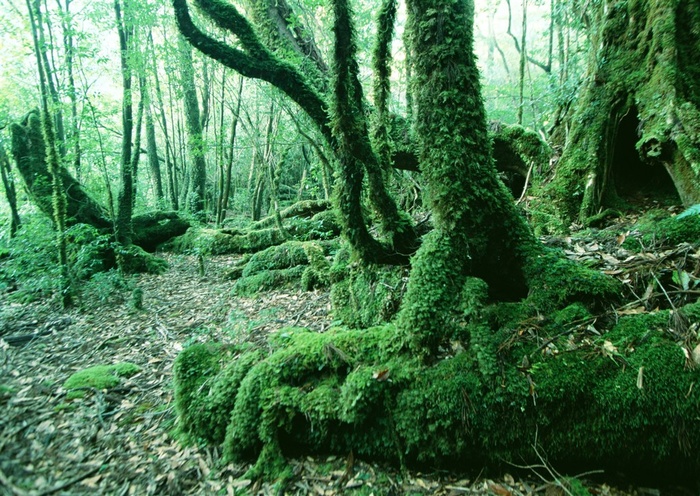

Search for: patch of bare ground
xmin=0 ymin=251 xmax=684 ymax=495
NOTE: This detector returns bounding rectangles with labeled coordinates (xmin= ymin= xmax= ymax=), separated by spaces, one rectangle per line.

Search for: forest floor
xmin=1 ymin=206 xmax=698 ymax=495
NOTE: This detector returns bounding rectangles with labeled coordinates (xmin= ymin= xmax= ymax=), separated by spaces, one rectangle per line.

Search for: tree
xmin=114 ymin=0 xmax=136 ymax=245
xmin=540 ymin=0 xmax=700 ymax=230
xmin=178 ymin=34 xmax=208 ymax=215
xmin=171 ymin=0 xmax=700 ymax=483
xmin=26 ymin=0 xmax=71 ymax=307
xmin=172 ymin=0 xmax=417 ymax=264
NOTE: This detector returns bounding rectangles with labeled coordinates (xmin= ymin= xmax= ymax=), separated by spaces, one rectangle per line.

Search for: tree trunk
xmin=543 ymin=0 xmax=700 ymax=229
xmin=178 ymin=34 xmax=207 ymax=215
xmin=0 ymin=139 xmax=21 ymax=237
xmin=216 ymin=76 xmax=243 ymax=226
xmin=27 ymin=0 xmax=71 ymax=307
xmin=142 ymin=75 xmax=165 ymax=203
xmin=114 ymin=0 xmax=134 ymax=245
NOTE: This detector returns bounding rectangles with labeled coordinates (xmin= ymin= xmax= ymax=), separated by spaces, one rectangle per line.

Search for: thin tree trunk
xmin=141 ymin=74 xmax=164 ymax=203
xmin=217 ymin=76 xmax=243 ymax=226
xmin=149 ymin=30 xmax=177 ymax=209
xmin=57 ymin=0 xmax=81 ymax=180
xmin=115 ymin=0 xmax=134 ymax=245
xmin=178 ymin=34 xmax=207 ymax=214
xmin=27 ymin=0 xmax=71 ymax=307
xmin=0 ymin=140 xmax=21 ymax=237
xmin=517 ymin=0 xmax=527 ymax=125
xmin=131 ymin=76 xmax=145 ymax=208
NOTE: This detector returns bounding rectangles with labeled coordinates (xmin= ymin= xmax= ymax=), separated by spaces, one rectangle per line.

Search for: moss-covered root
xmin=524 ymin=247 xmax=623 ymax=313
xmin=173 ymin=306 xmax=700 ymax=482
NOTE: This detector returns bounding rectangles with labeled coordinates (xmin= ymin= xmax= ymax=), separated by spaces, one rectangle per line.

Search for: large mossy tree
xmin=171 ymin=0 xmax=700 ymax=483
xmin=541 ymin=0 xmax=700 ymax=230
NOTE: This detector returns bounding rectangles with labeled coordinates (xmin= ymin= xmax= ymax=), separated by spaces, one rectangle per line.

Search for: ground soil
xmin=1 ymin=224 xmax=697 ymax=495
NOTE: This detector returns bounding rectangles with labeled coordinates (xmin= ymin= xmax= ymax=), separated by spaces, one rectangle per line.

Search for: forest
xmin=1 ymin=0 xmax=700 ymax=494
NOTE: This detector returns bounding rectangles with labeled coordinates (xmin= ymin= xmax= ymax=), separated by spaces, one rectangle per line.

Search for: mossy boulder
xmin=63 ymin=362 xmax=141 ymax=399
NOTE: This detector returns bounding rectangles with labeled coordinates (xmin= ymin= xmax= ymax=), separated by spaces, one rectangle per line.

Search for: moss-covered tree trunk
xmin=397 ymin=0 xmax=540 ymax=354
xmin=178 ymin=35 xmax=208 ymax=215
xmin=542 ymin=0 xmax=700 ymax=229
xmin=172 ymin=0 xmax=418 ymax=263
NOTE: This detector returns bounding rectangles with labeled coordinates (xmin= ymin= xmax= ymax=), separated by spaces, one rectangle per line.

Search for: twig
xmin=516 ymin=164 xmax=534 ymax=204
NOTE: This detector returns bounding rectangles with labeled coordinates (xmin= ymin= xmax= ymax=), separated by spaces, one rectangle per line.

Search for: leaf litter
xmin=0 ymin=235 xmax=694 ymax=495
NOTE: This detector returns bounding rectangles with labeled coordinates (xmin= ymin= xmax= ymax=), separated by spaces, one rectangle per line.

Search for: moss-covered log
xmin=10 ymin=110 xmax=111 ymax=230
xmin=10 ymin=111 xmax=190 ymax=252
xmin=540 ymin=0 xmax=700 ymax=231
xmin=131 ymin=211 xmax=191 ymax=252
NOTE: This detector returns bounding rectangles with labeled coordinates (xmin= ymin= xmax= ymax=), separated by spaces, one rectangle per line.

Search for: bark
xmin=544 ymin=0 xmax=700 ymax=228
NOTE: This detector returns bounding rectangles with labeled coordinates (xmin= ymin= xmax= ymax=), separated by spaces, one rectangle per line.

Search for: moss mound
xmin=63 ymin=362 xmax=141 ymax=399
xmin=173 ymin=302 xmax=700 ymax=482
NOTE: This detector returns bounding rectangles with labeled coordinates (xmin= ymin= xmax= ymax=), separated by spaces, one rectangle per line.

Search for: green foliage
xmin=63 ymin=362 xmax=141 ymax=399
xmin=0 ymin=217 xmax=115 ymax=302
xmin=0 ymin=216 xmax=60 ymax=301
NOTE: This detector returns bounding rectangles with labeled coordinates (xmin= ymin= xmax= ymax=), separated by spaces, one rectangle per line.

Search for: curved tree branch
xmin=172 ymin=0 xmax=332 ymax=143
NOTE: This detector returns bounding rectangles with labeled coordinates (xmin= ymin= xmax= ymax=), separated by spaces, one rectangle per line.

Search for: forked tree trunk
xmin=543 ymin=0 xmax=700 ymax=228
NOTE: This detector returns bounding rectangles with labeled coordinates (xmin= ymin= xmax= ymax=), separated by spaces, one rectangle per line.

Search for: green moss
xmin=331 ymin=261 xmax=408 ymax=328
xmin=173 ymin=343 xmax=264 ymax=444
xmin=172 ymin=302 xmax=700 ymax=480
xmin=118 ymin=244 xmax=168 ymax=274
xmin=242 ymin=241 xmax=309 ymax=277
xmin=623 ymin=213 xmax=700 ymax=251
xmin=524 ymin=248 xmax=622 ymax=313
xmin=301 ymin=242 xmax=332 ymax=290
xmin=233 ymin=266 xmax=307 ymax=296
xmin=63 ymin=362 xmax=141 ymax=399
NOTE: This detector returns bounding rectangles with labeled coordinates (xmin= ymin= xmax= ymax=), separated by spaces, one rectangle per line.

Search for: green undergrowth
xmin=173 ymin=298 xmax=700 ymax=483
xmin=63 ymin=362 xmax=141 ymax=399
